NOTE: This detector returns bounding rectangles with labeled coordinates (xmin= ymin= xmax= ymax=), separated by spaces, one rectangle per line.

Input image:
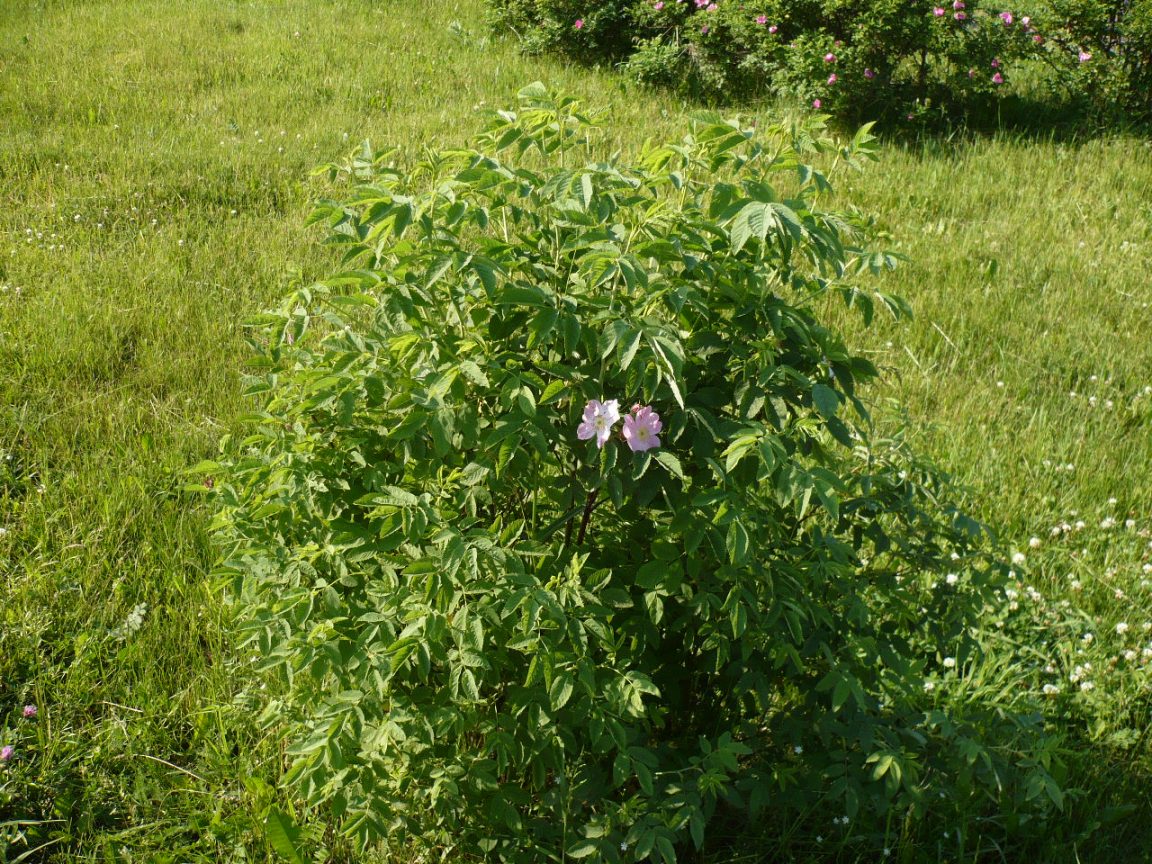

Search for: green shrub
xmin=1035 ymin=0 xmax=1152 ymax=116
xmin=210 ymin=84 xmax=1062 ymax=860
xmin=488 ymin=0 xmax=1151 ymax=122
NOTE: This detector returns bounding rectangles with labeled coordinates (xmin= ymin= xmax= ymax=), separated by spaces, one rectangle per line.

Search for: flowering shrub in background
xmin=210 ymin=85 xmax=1063 ymax=861
xmin=487 ymin=0 xmax=1151 ymax=121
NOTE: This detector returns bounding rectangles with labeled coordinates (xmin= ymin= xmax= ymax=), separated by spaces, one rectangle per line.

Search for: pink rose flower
xmin=577 ymin=399 xmax=621 ymax=448
xmin=623 ymin=406 xmax=663 ymax=452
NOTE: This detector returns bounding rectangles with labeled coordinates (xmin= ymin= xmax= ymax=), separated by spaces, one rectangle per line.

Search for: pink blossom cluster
xmin=578 ymin=400 xmax=663 ymax=452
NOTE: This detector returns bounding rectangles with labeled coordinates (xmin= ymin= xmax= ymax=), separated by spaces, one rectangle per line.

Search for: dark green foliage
xmin=211 ymin=85 xmax=1061 ymax=861
xmin=488 ymin=0 xmax=1151 ymax=123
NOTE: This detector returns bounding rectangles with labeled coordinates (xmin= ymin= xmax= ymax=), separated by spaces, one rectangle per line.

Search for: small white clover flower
xmin=1116 ymin=622 xmax=1130 ymax=634
xmin=1082 ymin=632 xmax=1094 ymax=644
xmin=1011 ymin=552 xmax=1026 ymax=566
xmin=1042 ymin=683 xmax=1060 ymax=695
xmin=1080 ymin=680 xmax=1095 ymax=692
xmin=793 ymin=745 xmax=803 ymax=754
xmin=1101 ymin=517 xmax=1117 ymax=530
xmin=943 ymin=657 xmax=956 ymax=668
xmin=1029 ymin=536 xmax=1041 ymax=548
xmin=923 ymin=680 xmax=935 ymax=692
xmin=945 ymin=573 xmax=958 ymax=585
xmin=1125 ymin=650 xmax=1137 ymax=662
xmin=1126 ymin=519 xmax=1137 ymax=530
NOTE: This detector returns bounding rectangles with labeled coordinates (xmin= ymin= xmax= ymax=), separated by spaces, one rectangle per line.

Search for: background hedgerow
xmin=487 ymin=0 xmax=1152 ymax=123
xmin=209 ymin=84 xmax=1064 ymax=861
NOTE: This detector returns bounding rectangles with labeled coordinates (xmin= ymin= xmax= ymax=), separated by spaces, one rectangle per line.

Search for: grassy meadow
xmin=1 ymin=0 xmax=1151 ymax=860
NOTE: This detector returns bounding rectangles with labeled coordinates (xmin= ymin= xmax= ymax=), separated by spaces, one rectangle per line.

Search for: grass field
xmin=1 ymin=0 xmax=1151 ymax=861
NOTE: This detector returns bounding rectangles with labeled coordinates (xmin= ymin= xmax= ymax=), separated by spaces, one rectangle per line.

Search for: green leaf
xmin=654 ymin=450 xmax=685 ymax=480
xmin=811 ymin=382 xmax=839 ymax=419
xmin=618 ymin=327 xmax=643 ymax=370
xmin=726 ymin=520 xmax=750 ymax=566
xmin=723 ymin=433 xmax=759 ymax=473
xmin=540 ymin=379 xmax=567 ymax=404
xmin=264 ymin=808 xmax=306 ymax=864
xmin=689 ymin=810 xmax=705 ymax=850
xmin=566 ymin=841 xmax=600 ymax=859
xmin=832 ymin=676 xmax=851 ymax=712
xmin=549 ymin=675 xmax=574 ymax=710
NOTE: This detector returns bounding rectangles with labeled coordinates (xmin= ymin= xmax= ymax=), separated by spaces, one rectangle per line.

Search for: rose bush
xmin=488 ymin=0 xmax=1151 ymax=122
xmin=208 ymin=85 xmax=1062 ymax=861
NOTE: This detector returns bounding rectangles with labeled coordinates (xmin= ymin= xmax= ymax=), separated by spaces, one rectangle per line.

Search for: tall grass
xmin=1 ymin=0 xmax=1150 ymax=860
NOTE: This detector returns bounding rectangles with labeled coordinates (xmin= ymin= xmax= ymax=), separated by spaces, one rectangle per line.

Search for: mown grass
xmin=1 ymin=0 xmax=1150 ymax=861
